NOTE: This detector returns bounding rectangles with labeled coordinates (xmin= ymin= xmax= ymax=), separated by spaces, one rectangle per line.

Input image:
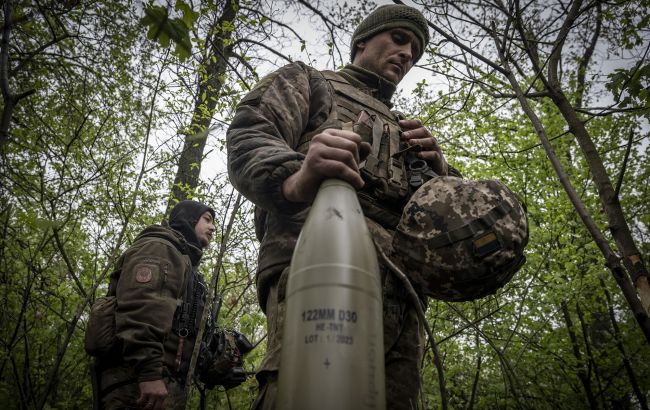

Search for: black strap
xmin=90 ymin=360 xmax=101 ymax=410
xmin=426 ymin=201 xmax=513 ymax=249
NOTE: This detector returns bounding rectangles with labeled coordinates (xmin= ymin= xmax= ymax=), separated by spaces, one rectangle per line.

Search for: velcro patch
xmin=474 ymin=231 xmax=501 ymax=257
xmin=135 ymin=265 xmax=154 ymax=283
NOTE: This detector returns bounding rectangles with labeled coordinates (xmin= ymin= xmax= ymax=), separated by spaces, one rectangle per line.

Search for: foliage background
xmin=1 ymin=0 xmax=648 ymax=409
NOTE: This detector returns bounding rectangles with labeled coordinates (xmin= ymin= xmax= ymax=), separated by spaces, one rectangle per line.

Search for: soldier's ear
xmin=353 ymin=41 xmax=367 ymax=63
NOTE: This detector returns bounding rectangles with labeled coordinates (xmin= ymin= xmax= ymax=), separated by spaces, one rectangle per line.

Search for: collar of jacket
xmin=338 ymin=64 xmax=397 ymax=108
xmin=136 ymin=225 xmax=203 ymax=266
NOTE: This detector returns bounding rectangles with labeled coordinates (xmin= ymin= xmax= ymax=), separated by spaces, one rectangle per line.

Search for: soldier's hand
xmin=399 ymin=118 xmax=448 ymax=176
xmin=282 ymin=128 xmax=371 ymax=203
xmin=137 ymin=379 xmax=168 ymax=410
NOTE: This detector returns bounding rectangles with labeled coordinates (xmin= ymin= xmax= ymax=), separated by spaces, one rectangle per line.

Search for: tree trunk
xmin=1 ymin=0 xmax=17 ymax=145
xmin=489 ymin=25 xmax=650 ymax=343
xmin=600 ymin=278 xmax=649 ymax=410
xmin=0 ymin=0 xmax=38 ymax=146
xmin=547 ymin=86 xmax=650 ymax=313
xmin=542 ymin=0 xmax=650 ymax=314
xmin=561 ymin=301 xmax=598 ymax=409
xmin=166 ymin=0 xmax=239 ymax=214
xmin=467 ymin=331 xmax=481 ymax=410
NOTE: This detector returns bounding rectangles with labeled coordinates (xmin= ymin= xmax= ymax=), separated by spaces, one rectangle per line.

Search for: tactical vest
xmin=297 ymin=70 xmax=420 ymax=227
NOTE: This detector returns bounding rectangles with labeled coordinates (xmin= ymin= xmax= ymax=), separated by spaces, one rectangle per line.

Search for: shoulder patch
xmin=135 ymin=264 xmax=154 ymax=283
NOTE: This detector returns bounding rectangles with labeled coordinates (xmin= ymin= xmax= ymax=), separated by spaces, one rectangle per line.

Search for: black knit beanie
xmin=168 ymin=200 xmax=215 ymax=248
xmin=350 ymin=4 xmax=430 ymax=63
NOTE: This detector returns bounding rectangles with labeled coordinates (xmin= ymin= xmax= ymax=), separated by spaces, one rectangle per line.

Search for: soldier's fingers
xmin=418 ymin=150 xmax=448 ymax=175
xmin=398 ymin=118 xmax=423 ymax=131
xmin=321 ymin=128 xmax=363 ymax=144
xmin=418 ymin=149 xmax=440 ymax=162
xmin=410 ymin=136 xmax=441 ymax=152
xmin=139 ymin=397 xmax=154 ymax=410
xmin=401 ymin=127 xmax=432 ymax=142
xmin=317 ymin=146 xmax=361 ymax=173
xmin=310 ymin=136 xmax=362 ymax=165
xmin=136 ymin=394 xmax=148 ymax=408
xmin=316 ymin=157 xmax=365 ymax=189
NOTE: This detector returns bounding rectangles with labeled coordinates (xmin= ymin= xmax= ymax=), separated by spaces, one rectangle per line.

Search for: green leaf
xmin=140 ymin=5 xmax=168 ymax=32
xmin=140 ymin=4 xmax=192 ymax=60
xmin=175 ymin=1 xmax=200 ymax=29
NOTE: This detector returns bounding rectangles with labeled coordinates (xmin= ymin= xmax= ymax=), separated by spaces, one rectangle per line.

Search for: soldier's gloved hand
xmin=203 ymin=366 xmax=246 ymax=390
xmin=399 ymin=119 xmax=448 ymax=176
xmin=282 ymin=128 xmax=371 ymax=203
xmin=219 ymin=367 xmax=247 ymax=389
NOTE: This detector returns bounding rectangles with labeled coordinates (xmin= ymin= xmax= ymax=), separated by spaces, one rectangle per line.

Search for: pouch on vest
xmin=85 ymin=296 xmax=118 ymax=356
xmin=314 ymin=71 xmax=410 ymax=205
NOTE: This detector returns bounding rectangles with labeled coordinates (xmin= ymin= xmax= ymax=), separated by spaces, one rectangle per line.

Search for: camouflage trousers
xmin=99 ymin=366 xmax=187 ymax=410
xmin=253 ymin=221 xmax=425 ymax=410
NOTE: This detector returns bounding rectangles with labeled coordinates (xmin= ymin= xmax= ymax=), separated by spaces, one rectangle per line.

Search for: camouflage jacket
xmin=106 ymin=225 xmax=204 ymax=382
xmin=227 ymin=62 xmax=451 ymax=310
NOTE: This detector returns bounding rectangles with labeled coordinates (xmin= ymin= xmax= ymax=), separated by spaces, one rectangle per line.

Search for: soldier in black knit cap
xmin=87 ymin=200 xmax=216 ymax=409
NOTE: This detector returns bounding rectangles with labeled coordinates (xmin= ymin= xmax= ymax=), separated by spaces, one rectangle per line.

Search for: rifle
xmin=202 ymin=292 xmax=223 ymax=350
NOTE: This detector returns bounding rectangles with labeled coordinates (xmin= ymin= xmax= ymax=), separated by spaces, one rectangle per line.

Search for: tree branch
xmin=574 ymin=2 xmax=601 ymax=109
xmin=436 ymin=305 xmax=504 ymax=344
xmin=52 ymin=229 xmax=88 ymax=299
xmin=233 ymin=38 xmax=293 ymax=63
xmin=240 ymin=5 xmax=305 ymax=43
xmin=399 ymin=0 xmax=509 ymax=75
xmin=13 ymin=33 xmax=73 ymax=75
xmin=614 ymin=129 xmax=635 ymax=199
xmin=546 ymin=0 xmax=583 ymax=89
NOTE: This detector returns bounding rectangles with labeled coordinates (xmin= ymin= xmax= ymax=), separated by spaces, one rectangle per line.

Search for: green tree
xmin=0 ymin=1 xmax=177 ymax=407
xmin=2 ymin=0 xmax=648 ymax=408
xmin=397 ymin=0 xmax=650 ymax=407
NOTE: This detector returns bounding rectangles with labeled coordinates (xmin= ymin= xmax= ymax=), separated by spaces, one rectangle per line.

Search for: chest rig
xmin=297 ymin=70 xmax=413 ymax=210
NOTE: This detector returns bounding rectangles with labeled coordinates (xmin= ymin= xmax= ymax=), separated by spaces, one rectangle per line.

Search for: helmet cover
xmin=392 ymin=177 xmax=528 ymax=301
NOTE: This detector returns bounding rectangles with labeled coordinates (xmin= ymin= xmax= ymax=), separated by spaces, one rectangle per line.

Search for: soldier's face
xmin=353 ymin=28 xmax=421 ymax=84
xmin=194 ymin=211 xmax=215 ymax=249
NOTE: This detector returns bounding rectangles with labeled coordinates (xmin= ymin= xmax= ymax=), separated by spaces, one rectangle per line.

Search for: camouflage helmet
xmin=392 ymin=177 xmax=528 ymax=301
